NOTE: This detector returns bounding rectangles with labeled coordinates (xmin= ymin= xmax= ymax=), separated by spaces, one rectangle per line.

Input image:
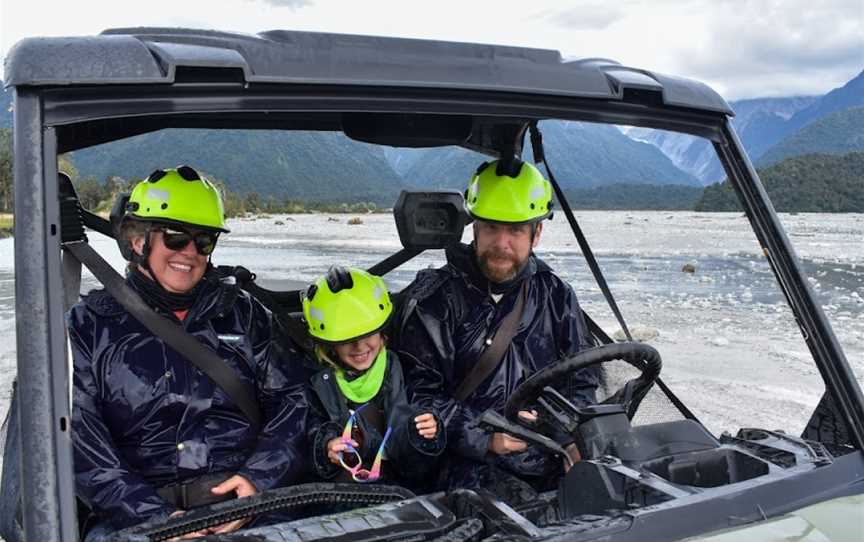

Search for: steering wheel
xmin=504 ymin=342 xmax=662 ymax=422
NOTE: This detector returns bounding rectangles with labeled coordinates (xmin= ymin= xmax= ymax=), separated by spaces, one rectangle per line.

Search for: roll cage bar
xmin=7 ymin=30 xmax=863 ymax=541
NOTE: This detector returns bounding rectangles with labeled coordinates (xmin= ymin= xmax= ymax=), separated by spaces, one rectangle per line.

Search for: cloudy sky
xmin=1 ymin=0 xmax=862 ymax=100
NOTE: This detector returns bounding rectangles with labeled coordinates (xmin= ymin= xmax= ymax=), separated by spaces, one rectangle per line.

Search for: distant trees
xmin=0 ymin=127 xmax=859 ymax=216
xmin=564 ymin=183 xmax=704 ymax=210
xmin=695 ymin=152 xmax=864 ymax=212
xmin=0 ymin=129 xmax=11 ymax=212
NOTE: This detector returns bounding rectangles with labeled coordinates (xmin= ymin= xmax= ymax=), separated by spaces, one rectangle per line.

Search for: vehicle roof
xmin=4 ymin=27 xmax=733 ymax=116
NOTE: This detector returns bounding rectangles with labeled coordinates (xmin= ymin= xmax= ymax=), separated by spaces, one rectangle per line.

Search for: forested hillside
xmin=0 ymin=129 xmax=11 ymax=212
xmin=695 ymin=152 xmax=864 ymax=212
xmin=758 ymin=107 xmax=864 ymax=167
xmin=69 ymin=129 xmax=408 ymax=205
xmin=0 ymin=86 xmax=11 ymax=129
xmin=565 ymin=184 xmax=704 ymax=210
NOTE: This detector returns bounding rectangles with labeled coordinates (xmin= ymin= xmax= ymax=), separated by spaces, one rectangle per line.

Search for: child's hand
xmin=414 ymin=413 xmax=437 ymax=439
xmin=326 ymin=437 xmax=358 ymax=465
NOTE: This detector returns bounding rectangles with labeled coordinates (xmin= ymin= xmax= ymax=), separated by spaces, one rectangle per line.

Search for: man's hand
xmin=488 ymin=432 xmax=528 ymax=455
xmin=207 ymin=474 xmax=257 ymax=534
xmin=563 ymin=443 xmax=582 ymax=472
xmin=488 ymin=410 xmax=540 ymax=455
xmin=415 ymin=413 xmax=438 ymax=439
xmin=327 ymin=437 xmax=358 ymax=465
xmin=517 ymin=409 xmax=538 ymax=424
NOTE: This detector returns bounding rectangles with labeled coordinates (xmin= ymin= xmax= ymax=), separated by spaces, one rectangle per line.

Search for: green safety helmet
xmin=302 ymin=266 xmax=393 ymax=344
xmin=465 ymin=159 xmax=553 ymax=224
xmin=126 ymin=166 xmax=229 ymax=232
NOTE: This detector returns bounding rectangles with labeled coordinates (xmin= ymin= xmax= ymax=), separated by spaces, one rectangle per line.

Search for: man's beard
xmin=477 ymin=249 xmax=528 ymax=284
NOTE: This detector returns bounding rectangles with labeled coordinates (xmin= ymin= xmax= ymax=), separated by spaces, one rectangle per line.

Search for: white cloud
xmin=253 ymin=0 xmax=312 ymax=9
xmin=668 ymin=0 xmax=864 ymax=97
xmin=531 ymin=4 xmax=624 ymax=30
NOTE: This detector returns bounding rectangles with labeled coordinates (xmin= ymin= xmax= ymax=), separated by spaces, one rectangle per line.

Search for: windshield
xmin=24 ymin=120 xmax=858 ymax=440
xmin=2 ymin=117 xmax=862 ymax=542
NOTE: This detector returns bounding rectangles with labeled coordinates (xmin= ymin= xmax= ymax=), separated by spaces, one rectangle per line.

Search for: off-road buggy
xmin=1 ymin=28 xmax=862 ymax=541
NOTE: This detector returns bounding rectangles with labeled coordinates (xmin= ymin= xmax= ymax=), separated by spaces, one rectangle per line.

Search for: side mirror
xmin=393 ymin=190 xmax=469 ymax=250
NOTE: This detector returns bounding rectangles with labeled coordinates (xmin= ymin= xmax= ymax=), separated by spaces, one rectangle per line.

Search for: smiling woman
xmin=62 ymin=166 xmax=310 ymax=539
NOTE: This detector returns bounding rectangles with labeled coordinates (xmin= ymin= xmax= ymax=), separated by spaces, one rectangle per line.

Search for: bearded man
xmin=395 ymin=159 xmax=601 ymax=502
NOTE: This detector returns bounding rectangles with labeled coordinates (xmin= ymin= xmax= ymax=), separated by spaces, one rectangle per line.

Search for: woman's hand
xmin=166 ymin=510 xmax=209 ymax=541
xmin=414 ymin=412 xmax=438 ymax=439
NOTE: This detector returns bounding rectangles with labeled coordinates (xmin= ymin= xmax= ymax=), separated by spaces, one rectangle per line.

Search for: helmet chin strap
xmin=132 ymin=224 xmax=175 ymax=293
xmin=129 ymin=223 xmax=153 ymax=271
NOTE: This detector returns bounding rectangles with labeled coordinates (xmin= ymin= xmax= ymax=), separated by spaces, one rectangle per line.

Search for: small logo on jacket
xmin=218 ymin=334 xmax=243 ymax=343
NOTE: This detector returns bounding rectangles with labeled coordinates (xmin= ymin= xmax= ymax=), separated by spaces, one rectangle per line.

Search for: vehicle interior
xmin=2 ymin=28 xmax=863 ymax=542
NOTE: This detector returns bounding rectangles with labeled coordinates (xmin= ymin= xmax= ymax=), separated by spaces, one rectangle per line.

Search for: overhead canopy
xmin=5 ymin=27 xmax=733 ymax=116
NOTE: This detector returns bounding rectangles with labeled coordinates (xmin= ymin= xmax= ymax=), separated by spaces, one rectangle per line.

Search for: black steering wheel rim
xmin=504 ymin=342 xmax=662 ymax=421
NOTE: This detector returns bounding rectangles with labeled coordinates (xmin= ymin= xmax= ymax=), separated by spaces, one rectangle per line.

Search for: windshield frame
xmin=9 ymin=80 xmax=863 ymax=541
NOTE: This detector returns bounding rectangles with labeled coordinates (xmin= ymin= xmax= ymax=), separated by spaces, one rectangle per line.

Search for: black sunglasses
xmin=154 ymin=226 xmax=219 ymax=256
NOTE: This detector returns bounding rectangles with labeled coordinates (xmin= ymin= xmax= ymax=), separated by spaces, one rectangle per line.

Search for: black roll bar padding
xmin=80 ymin=208 xmax=114 ymax=238
xmin=367 ymin=248 xmax=424 ymax=277
xmin=57 ymin=172 xmax=87 ymax=244
xmin=120 ymin=483 xmax=417 ymax=541
xmin=504 ymin=342 xmax=662 ymax=422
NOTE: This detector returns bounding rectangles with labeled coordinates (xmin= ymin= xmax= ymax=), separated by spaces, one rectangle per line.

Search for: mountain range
xmin=758 ymin=107 xmax=864 ymax=167
xmin=2 ymin=69 xmax=862 ymax=203
xmin=626 ymin=70 xmax=864 ymax=184
xmin=61 ymin=119 xmax=698 ymax=203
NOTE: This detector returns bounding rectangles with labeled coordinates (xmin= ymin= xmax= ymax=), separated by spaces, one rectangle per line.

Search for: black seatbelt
xmin=63 ymin=240 xmax=263 ymax=430
xmin=529 ymin=122 xmax=700 ymax=423
xmin=454 ymin=281 xmax=528 ymax=402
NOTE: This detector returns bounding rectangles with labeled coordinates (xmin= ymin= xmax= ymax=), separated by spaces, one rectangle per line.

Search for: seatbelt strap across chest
xmin=454 ymin=281 xmax=529 ymax=402
xmin=63 ymin=240 xmax=263 ymax=430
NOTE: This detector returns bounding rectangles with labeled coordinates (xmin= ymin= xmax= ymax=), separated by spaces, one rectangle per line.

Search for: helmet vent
xmin=326 ymin=266 xmax=354 ymax=293
xmin=379 ymin=304 xmax=385 ymax=310
xmin=161 ymin=203 xmax=168 ymax=210
xmin=530 ymin=203 xmax=535 ymax=210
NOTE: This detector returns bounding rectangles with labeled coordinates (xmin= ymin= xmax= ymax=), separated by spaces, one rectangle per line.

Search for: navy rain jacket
xmin=395 ymin=243 xmax=600 ymax=492
xmin=306 ymin=349 xmax=445 ymax=491
xmin=68 ymin=272 xmax=308 ymax=530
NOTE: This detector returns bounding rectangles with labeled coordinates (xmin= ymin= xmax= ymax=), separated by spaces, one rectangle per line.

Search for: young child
xmin=302 ymin=266 xmax=445 ymax=488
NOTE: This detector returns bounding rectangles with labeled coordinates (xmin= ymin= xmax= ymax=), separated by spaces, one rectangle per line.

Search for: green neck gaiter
xmin=335 ymin=346 xmax=387 ymax=404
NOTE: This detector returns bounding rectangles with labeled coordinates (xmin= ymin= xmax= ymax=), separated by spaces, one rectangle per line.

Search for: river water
xmin=0 ymin=211 xmax=861 ymax=444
